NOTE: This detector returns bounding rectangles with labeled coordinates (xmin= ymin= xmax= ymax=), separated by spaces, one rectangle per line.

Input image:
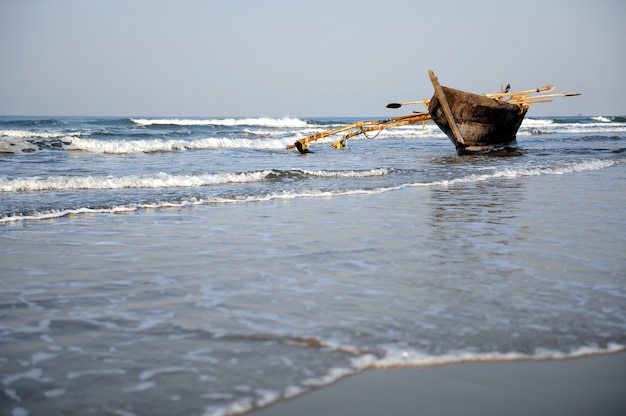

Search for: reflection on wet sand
xmin=427 ymin=178 xmax=527 ymax=266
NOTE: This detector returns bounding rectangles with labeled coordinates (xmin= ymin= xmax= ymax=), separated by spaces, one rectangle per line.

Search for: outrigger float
xmin=288 ymin=70 xmax=580 ymax=155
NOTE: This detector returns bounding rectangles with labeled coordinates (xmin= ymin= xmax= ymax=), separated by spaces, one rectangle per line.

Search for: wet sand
xmin=252 ymin=352 xmax=626 ymax=416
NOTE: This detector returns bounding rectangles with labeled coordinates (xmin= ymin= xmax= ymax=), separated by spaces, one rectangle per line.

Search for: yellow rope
xmin=360 ymin=126 xmax=383 ymax=140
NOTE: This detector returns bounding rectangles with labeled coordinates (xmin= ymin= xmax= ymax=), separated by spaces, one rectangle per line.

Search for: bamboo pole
xmin=287 ymin=112 xmax=431 ymax=152
xmin=286 ymin=121 xmax=379 ymax=150
xmin=486 ymin=84 xmax=555 ymax=100
xmin=507 ymin=92 xmax=581 ymax=105
xmin=340 ymin=113 xmax=431 ymax=141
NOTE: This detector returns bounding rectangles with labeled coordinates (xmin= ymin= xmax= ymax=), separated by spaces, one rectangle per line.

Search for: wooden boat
xmin=287 ymin=70 xmax=578 ymax=155
xmin=428 ymin=70 xmax=528 ymax=155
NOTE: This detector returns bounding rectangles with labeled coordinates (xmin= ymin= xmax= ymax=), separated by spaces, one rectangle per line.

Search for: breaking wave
xmin=131 ymin=117 xmax=309 ymax=128
xmin=293 ymin=168 xmax=390 ymax=178
xmin=65 ymin=136 xmax=292 ymax=153
xmin=0 ymin=170 xmax=276 ymax=192
xmin=0 ymin=129 xmax=84 ymax=139
xmin=2 ymin=158 xmax=619 ymax=223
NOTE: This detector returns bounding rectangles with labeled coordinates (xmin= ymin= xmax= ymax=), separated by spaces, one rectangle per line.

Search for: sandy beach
xmin=252 ymin=352 xmax=626 ymax=416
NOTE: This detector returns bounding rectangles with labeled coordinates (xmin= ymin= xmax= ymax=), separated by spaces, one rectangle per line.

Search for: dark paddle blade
xmin=294 ymin=141 xmax=312 ymax=154
xmin=386 ymin=103 xmax=402 ymax=109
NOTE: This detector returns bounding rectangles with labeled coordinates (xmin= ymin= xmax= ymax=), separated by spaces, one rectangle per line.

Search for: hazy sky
xmin=1 ymin=0 xmax=624 ymax=117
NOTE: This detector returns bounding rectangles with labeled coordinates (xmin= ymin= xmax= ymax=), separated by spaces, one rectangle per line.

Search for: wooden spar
xmin=335 ymin=112 xmax=431 ymax=145
xmin=287 ymin=112 xmax=432 ymax=153
xmin=486 ymin=85 xmax=556 ymax=100
xmin=506 ymin=92 xmax=581 ymax=105
xmin=515 ymin=99 xmax=554 ymax=104
xmin=286 ymin=120 xmax=386 ymax=150
xmin=287 ymin=124 xmax=361 ymax=150
xmin=429 ymin=70 xmax=465 ymax=145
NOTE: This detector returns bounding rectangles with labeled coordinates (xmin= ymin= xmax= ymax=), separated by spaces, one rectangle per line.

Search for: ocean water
xmin=1 ymin=115 xmax=625 ymax=415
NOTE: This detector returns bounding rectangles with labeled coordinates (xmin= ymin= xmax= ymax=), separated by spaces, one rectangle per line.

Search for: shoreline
xmin=251 ymin=352 xmax=626 ymax=416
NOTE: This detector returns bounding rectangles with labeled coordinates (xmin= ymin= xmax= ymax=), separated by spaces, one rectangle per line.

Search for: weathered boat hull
xmin=428 ymin=85 xmax=528 ymax=155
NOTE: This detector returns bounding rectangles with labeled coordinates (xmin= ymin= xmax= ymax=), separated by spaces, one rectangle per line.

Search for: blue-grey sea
xmin=1 ymin=114 xmax=626 ymax=415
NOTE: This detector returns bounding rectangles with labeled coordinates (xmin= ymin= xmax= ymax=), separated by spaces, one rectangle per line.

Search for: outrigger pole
xmin=287 ymin=112 xmax=432 ymax=154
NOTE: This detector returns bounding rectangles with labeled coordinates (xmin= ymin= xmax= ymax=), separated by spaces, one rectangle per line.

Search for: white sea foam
xmin=0 ymin=130 xmax=80 ymax=153
xmin=283 ymin=385 xmax=305 ymax=399
xmin=378 ymin=124 xmax=445 ymax=138
xmin=0 ymin=189 xmax=547 ymax=223
xmin=293 ymin=168 xmax=389 ymax=178
xmin=131 ymin=117 xmax=308 ymax=128
xmin=44 ymin=388 xmax=67 ymax=398
xmin=185 ymin=349 xmax=220 ymax=364
xmin=0 ymin=170 xmax=274 ymax=192
xmin=528 ymin=125 xmax=626 ymax=135
xmin=139 ymin=366 xmax=198 ymax=381
xmin=301 ymin=366 xmax=355 ymax=387
xmin=32 ymin=352 xmax=57 ymax=365
xmin=0 ymin=129 xmax=82 ymax=139
xmin=10 ymin=406 xmax=28 ymax=416
xmin=203 ymin=397 xmax=254 ymax=416
xmin=269 ymin=342 xmax=626 ymax=396
xmin=0 ymin=205 xmax=158 ymax=224
xmin=254 ymin=389 xmax=281 ymax=407
xmin=124 ymin=381 xmax=156 ymax=393
xmin=66 ymin=368 xmax=126 ymax=379
xmin=0 ymin=139 xmax=38 ymax=154
xmin=1 ymin=158 xmax=619 ymax=224
xmin=65 ymin=136 xmax=291 ymax=153
xmin=521 ymin=118 xmax=554 ymax=128
xmin=436 ymin=159 xmax=618 ymax=187
xmin=518 ymin=118 xmax=626 ymax=135
xmin=494 ymin=159 xmax=617 ymax=177
xmin=3 ymin=368 xmax=44 ymax=386
xmin=356 ymin=342 xmax=626 ymax=370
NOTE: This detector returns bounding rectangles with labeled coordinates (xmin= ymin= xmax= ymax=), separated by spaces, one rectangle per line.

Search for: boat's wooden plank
xmin=429 ymin=70 xmax=465 ymax=145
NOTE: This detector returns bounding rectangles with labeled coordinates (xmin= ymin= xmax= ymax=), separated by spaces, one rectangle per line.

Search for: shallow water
xmin=1 ymin=115 xmax=625 ymax=415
